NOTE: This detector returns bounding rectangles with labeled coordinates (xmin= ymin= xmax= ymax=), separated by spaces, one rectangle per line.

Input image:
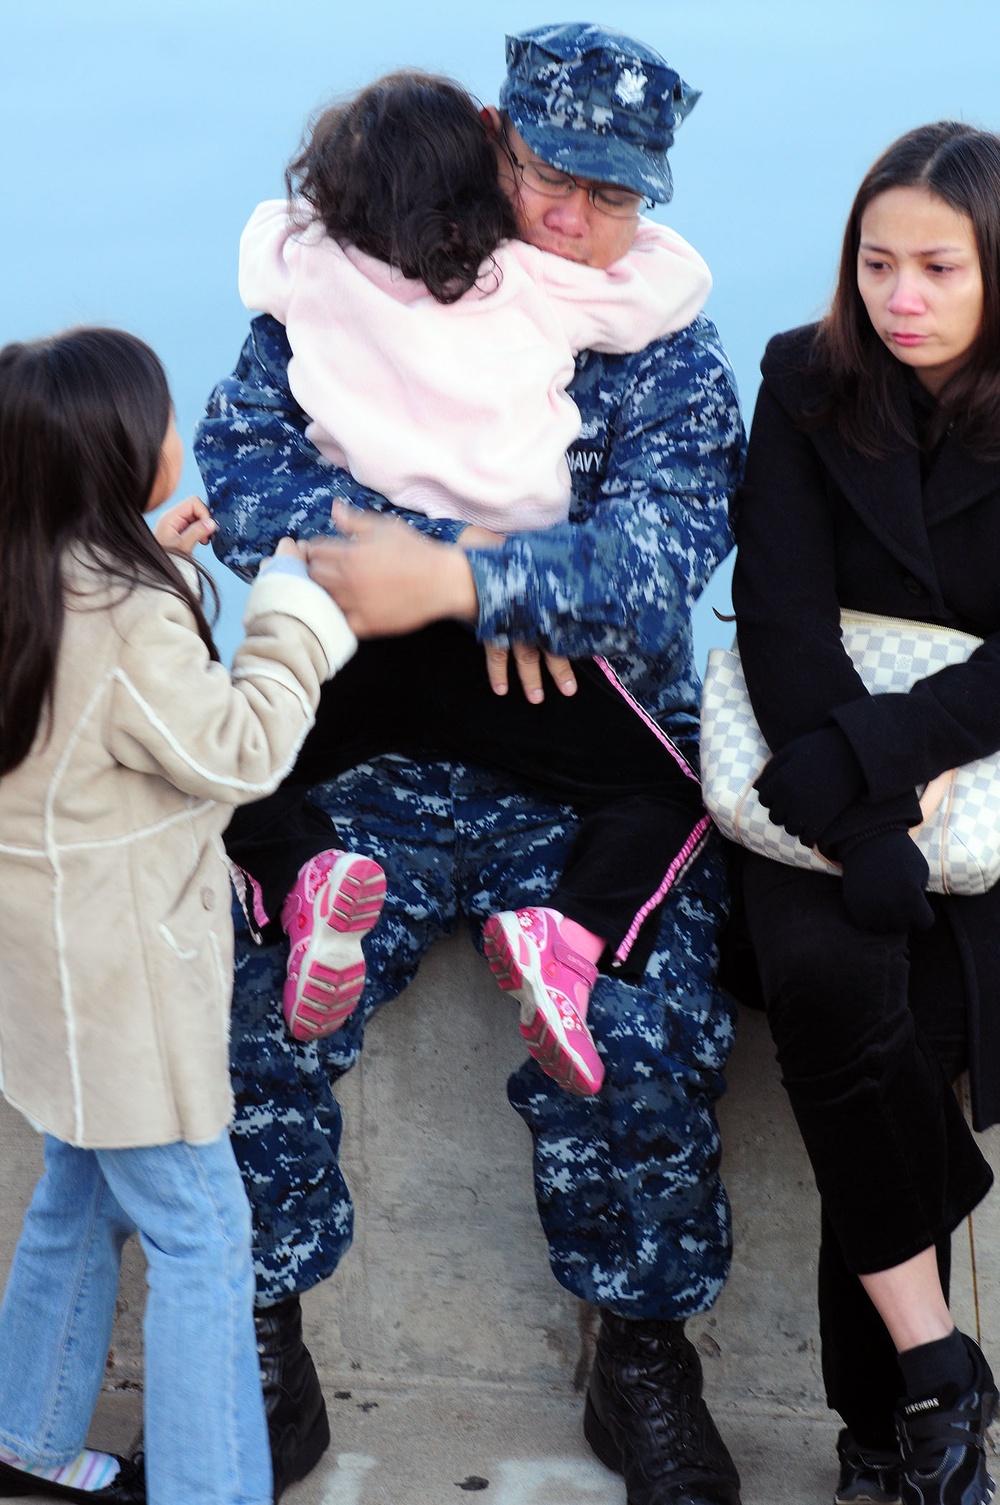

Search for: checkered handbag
xmin=700 ymin=610 xmax=1000 ymax=895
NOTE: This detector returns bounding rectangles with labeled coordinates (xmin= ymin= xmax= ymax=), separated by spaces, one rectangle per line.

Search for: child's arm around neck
xmin=513 ymin=219 xmax=712 ymax=357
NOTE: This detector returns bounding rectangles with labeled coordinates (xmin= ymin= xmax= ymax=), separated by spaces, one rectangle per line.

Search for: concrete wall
xmin=1 ymin=931 xmax=997 ymax=1502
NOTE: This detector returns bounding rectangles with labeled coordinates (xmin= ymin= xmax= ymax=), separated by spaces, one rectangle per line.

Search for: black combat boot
xmin=255 ymin=1295 xmax=330 ymax=1501
xmin=584 ymin=1311 xmax=741 ymax=1505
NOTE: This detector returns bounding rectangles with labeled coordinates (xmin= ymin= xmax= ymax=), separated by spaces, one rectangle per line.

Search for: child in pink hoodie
xmin=224 ymin=71 xmax=714 ymax=1100
xmin=239 ymin=197 xmax=709 ymax=532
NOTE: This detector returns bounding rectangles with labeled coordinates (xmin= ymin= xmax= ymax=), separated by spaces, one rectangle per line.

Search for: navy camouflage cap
xmin=499 ymin=22 xmax=699 ymax=204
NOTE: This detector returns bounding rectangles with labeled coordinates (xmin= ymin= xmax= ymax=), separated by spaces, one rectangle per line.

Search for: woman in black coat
xmin=732 ymin=122 xmax=1000 ymax=1505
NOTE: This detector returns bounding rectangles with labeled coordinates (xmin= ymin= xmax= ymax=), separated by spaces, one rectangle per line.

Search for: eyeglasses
xmin=500 ymin=125 xmax=653 ymax=219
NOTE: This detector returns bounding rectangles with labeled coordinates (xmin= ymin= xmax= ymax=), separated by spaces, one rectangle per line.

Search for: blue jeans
xmin=0 ymin=1133 xmax=271 ymax=1505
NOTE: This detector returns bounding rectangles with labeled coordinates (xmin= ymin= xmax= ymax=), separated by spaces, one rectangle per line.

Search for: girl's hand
xmin=273 ymin=536 xmax=308 ymax=561
xmin=153 ymin=495 xmax=217 ymax=556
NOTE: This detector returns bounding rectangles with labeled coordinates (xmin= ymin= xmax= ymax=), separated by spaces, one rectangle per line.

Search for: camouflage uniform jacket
xmin=197 ymin=310 xmax=743 ymax=745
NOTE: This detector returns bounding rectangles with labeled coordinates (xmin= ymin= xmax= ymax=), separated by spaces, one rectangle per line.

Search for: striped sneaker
xmin=280 ymin=850 xmax=386 ymax=1041
xmin=896 ymin=1335 xmax=997 ymax=1505
xmin=482 ymin=906 xmax=604 ymax=1096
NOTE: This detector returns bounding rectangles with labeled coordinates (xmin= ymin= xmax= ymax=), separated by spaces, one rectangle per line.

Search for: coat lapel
xmin=808 ymin=381 xmax=939 ymax=591
xmin=923 ymin=434 xmax=999 ymax=524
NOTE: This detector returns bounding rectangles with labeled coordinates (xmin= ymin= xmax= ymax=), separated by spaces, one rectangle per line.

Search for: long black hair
xmin=816 ymin=120 xmax=1000 ymax=456
xmin=285 ymin=70 xmax=518 ymax=303
xmin=0 ymin=327 xmax=218 ymax=776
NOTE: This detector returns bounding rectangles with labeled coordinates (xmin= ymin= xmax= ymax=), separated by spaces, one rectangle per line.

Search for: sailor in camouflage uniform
xmin=196 ymin=24 xmax=745 ymax=1505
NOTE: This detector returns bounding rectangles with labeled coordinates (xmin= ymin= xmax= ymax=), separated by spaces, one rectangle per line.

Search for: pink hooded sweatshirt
xmin=239 ymin=199 xmax=712 ymax=530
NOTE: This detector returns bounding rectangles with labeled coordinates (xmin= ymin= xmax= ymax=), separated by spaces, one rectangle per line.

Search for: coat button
xmin=901 ymin=574 xmax=926 ymax=596
xmin=201 ymin=886 xmax=215 ymax=909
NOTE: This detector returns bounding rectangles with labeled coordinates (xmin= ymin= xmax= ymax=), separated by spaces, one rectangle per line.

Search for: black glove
xmin=835 ymin=827 xmax=934 ymax=933
xmin=754 ymin=726 xmax=865 ymax=848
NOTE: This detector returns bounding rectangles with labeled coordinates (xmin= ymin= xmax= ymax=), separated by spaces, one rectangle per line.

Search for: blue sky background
xmin=3 ymin=1 xmax=999 ymax=662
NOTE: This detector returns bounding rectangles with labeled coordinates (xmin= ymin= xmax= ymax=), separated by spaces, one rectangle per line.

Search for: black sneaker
xmin=835 ymin=1429 xmax=902 ymax=1505
xmin=895 ymin=1334 xmax=998 ymax=1505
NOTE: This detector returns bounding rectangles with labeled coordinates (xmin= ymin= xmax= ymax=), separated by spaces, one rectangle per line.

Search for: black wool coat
xmin=732 ymin=323 xmax=1000 ymax=1129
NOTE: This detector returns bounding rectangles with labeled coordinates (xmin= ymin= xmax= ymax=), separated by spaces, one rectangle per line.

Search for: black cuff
xmin=817 ymin=788 xmax=924 ymax=861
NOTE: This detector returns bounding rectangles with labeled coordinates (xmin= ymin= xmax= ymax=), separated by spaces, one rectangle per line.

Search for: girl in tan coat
xmin=0 ymin=329 xmax=360 ymax=1505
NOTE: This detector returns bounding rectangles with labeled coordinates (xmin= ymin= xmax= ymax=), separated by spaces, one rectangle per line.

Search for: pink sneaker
xmin=482 ymin=907 xmax=604 ymax=1096
xmin=280 ymin=850 xmax=386 ymax=1041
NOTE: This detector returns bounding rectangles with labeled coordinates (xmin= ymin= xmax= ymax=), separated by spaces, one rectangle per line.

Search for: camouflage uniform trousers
xmin=229 ymin=751 xmax=734 ymax=1320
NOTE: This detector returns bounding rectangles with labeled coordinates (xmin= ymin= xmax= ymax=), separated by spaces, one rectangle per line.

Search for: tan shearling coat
xmin=0 ymin=554 xmax=356 ymax=1148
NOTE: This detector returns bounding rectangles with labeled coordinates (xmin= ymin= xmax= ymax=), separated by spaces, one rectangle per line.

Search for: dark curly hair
xmin=285 ymin=70 xmax=518 ymax=304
